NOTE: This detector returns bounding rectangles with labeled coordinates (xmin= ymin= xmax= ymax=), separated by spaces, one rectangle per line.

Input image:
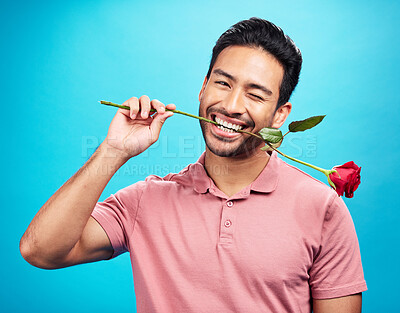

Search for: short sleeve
xmin=91 ymin=181 xmax=145 ymax=259
xmin=309 ymin=195 xmax=367 ymax=299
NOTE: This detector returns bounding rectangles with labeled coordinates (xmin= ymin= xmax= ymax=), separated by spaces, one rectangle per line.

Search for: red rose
xmin=329 ymin=161 xmax=361 ymax=198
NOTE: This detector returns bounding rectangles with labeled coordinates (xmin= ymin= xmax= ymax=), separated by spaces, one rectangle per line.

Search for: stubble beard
xmin=199 ymin=106 xmax=267 ymax=158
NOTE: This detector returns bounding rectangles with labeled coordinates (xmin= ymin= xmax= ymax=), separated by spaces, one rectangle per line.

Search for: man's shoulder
xmin=276 ymin=156 xmax=337 ymax=200
xmin=142 ymin=162 xmax=198 ymax=189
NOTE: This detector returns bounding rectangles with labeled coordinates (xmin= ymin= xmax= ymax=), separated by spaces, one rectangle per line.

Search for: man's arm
xmin=19 ymin=144 xmax=125 ymax=269
xmin=313 ymin=293 xmax=362 ymax=313
xmin=20 ymin=96 xmax=175 ymax=269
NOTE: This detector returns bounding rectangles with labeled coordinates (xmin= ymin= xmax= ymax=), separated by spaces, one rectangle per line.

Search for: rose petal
xmin=330 ymin=162 xmax=361 ymax=198
xmin=329 ymin=171 xmax=346 ymax=196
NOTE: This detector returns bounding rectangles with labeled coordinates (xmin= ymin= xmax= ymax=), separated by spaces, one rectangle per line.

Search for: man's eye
xmin=216 ymin=81 xmax=229 ymax=87
xmin=250 ymin=94 xmax=264 ymax=101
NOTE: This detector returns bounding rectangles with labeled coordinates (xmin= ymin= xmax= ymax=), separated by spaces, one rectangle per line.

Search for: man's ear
xmin=271 ymin=102 xmax=292 ymax=129
xmin=199 ymin=76 xmax=208 ymax=102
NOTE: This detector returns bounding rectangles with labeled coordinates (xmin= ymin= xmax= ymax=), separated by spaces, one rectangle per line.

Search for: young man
xmin=20 ymin=18 xmax=367 ymax=312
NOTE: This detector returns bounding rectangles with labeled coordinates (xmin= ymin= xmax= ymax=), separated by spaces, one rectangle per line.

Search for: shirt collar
xmin=188 ymin=150 xmax=280 ymax=194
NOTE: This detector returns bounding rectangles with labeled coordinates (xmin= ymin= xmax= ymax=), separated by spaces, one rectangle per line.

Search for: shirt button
xmin=224 ymin=219 xmax=232 ymax=228
xmin=226 ymin=201 xmax=233 ymax=207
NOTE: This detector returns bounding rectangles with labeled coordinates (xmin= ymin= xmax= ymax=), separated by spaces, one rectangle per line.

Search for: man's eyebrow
xmin=212 ymin=69 xmax=237 ymax=82
xmin=247 ymin=83 xmax=273 ymax=96
xmin=212 ymin=68 xmax=273 ymax=96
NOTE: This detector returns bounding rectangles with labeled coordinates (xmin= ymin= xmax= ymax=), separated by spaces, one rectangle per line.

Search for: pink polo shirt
xmin=91 ymin=151 xmax=367 ymax=313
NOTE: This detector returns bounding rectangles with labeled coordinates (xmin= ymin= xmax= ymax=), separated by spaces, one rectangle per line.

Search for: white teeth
xmin=214 ymin=116 xmax=243 ymax=131
xmin=217 ymin=125 xmax=233 ymax=133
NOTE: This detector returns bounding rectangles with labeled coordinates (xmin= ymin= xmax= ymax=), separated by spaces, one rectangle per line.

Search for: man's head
xmin=198 ymin=18 xmax=302 ymax=158
xmin=206 ymin=17 xmax=302 ymax=110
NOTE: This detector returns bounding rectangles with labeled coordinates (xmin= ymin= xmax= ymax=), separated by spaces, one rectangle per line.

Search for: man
xmin=20 ymin=18 xmax=367 ymax=312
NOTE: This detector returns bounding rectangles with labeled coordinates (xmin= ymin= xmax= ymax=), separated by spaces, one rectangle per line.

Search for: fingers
xmin=150 ymin=99 xmax=165 ymax=115
xmin=149 ymin=101 xmax=175 ymax=140
xmin=149 ymin=101 xmax=175 ymax=139
xmin=120 ymin=97 xmax=139 ymax=119
xmin=165 ymin=103 xmax=176 ymax=111
xmin=150 ymin=110 xmax=174 ymax=138
xmin=121 ymin=96 xmax=170 ymax=121
xmin=139 ymin=95 xmax=151 ymax=119
xmin=129 ymin=97 xmax=139 ymax=119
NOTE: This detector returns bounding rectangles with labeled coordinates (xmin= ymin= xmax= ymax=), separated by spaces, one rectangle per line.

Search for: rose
xmin=101 ymin=100 xmax=362 ymax=198
xmin=329 ymin=162 xmax=361 ymax=198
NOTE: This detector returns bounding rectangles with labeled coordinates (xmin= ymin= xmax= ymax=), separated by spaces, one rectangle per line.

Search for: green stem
xmin=100 ymin=100 xmax=262 ymax=137
xmin=265 ymin=142 xmax=330 ymax=175
xmin=282 ymin=130 xmax=290 ymax=138
xmin=101 ymin=100 xmax=336 ymax=188
xmin=266 ymin=141 xmax=337 ymax=188
xmin=101 ymin=100 xmax=214 ymax=123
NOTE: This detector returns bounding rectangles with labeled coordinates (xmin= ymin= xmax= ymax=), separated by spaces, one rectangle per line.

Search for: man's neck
xmin=204 ymin=147 xmax=270 ymax=197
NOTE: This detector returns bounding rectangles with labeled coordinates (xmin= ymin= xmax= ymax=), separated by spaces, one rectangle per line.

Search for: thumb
xmin=150 ymin=111 xmax=174 ymax=139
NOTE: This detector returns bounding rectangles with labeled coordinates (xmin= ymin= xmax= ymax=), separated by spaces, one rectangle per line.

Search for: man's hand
xmin=104 ymin=95 xmax=176 ymax=160
xmin=313 ymin=293 xmax=362 ymax=313
xmin=20 ymin=95 xmax=175 ymax=269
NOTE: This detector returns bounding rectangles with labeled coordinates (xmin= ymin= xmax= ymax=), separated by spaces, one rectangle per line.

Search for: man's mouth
xmin=212 ymin=114 xmax=247 ymax=133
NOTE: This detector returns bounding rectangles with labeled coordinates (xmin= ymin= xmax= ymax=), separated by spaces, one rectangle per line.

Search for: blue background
xmin=2 ymin=0 xmax=399 ymax=312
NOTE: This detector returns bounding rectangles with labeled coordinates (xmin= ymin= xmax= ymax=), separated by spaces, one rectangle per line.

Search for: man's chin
xmin=206 ymin=141 xmax=259 ymax=158
xmin=208 ymin=148 xmax=241 ymax=158
xmin=201 ymin=124 xmax=264 ymax=158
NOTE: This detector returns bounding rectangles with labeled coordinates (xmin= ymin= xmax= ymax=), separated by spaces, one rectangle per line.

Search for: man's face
xmin=199 ymin=45 xmax=286 ymax=158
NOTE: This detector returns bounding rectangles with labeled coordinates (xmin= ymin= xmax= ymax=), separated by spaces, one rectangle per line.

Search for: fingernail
xmin=132 ymin=114 xmax=136 ymax=119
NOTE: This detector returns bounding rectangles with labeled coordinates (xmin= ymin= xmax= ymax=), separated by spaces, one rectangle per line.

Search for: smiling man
xmin=20 ymin=18 xmax=367 ymax=312
xmin=199 ymin=48 xmax=284 ymax=158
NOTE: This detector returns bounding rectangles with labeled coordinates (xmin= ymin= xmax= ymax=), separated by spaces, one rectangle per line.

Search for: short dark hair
xmin=206 ymin=17 xmax=302 ymax=109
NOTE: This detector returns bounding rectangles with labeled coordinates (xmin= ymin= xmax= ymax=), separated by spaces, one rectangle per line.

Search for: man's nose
xmin=224 ymin=89 xmax=246 ymax=115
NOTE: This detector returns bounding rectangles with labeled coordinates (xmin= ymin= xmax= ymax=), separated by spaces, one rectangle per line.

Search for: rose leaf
xmin=258 ymin=127 xmax=283 ymax=144
xmin=288 ymin=115 xmax=326 ymax=133
xmin=260 ymin=138 xmax=283 ymax=151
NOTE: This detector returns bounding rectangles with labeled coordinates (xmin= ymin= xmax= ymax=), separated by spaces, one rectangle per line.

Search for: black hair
xmin=206 ymin=17 xmax=302 ymax=109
